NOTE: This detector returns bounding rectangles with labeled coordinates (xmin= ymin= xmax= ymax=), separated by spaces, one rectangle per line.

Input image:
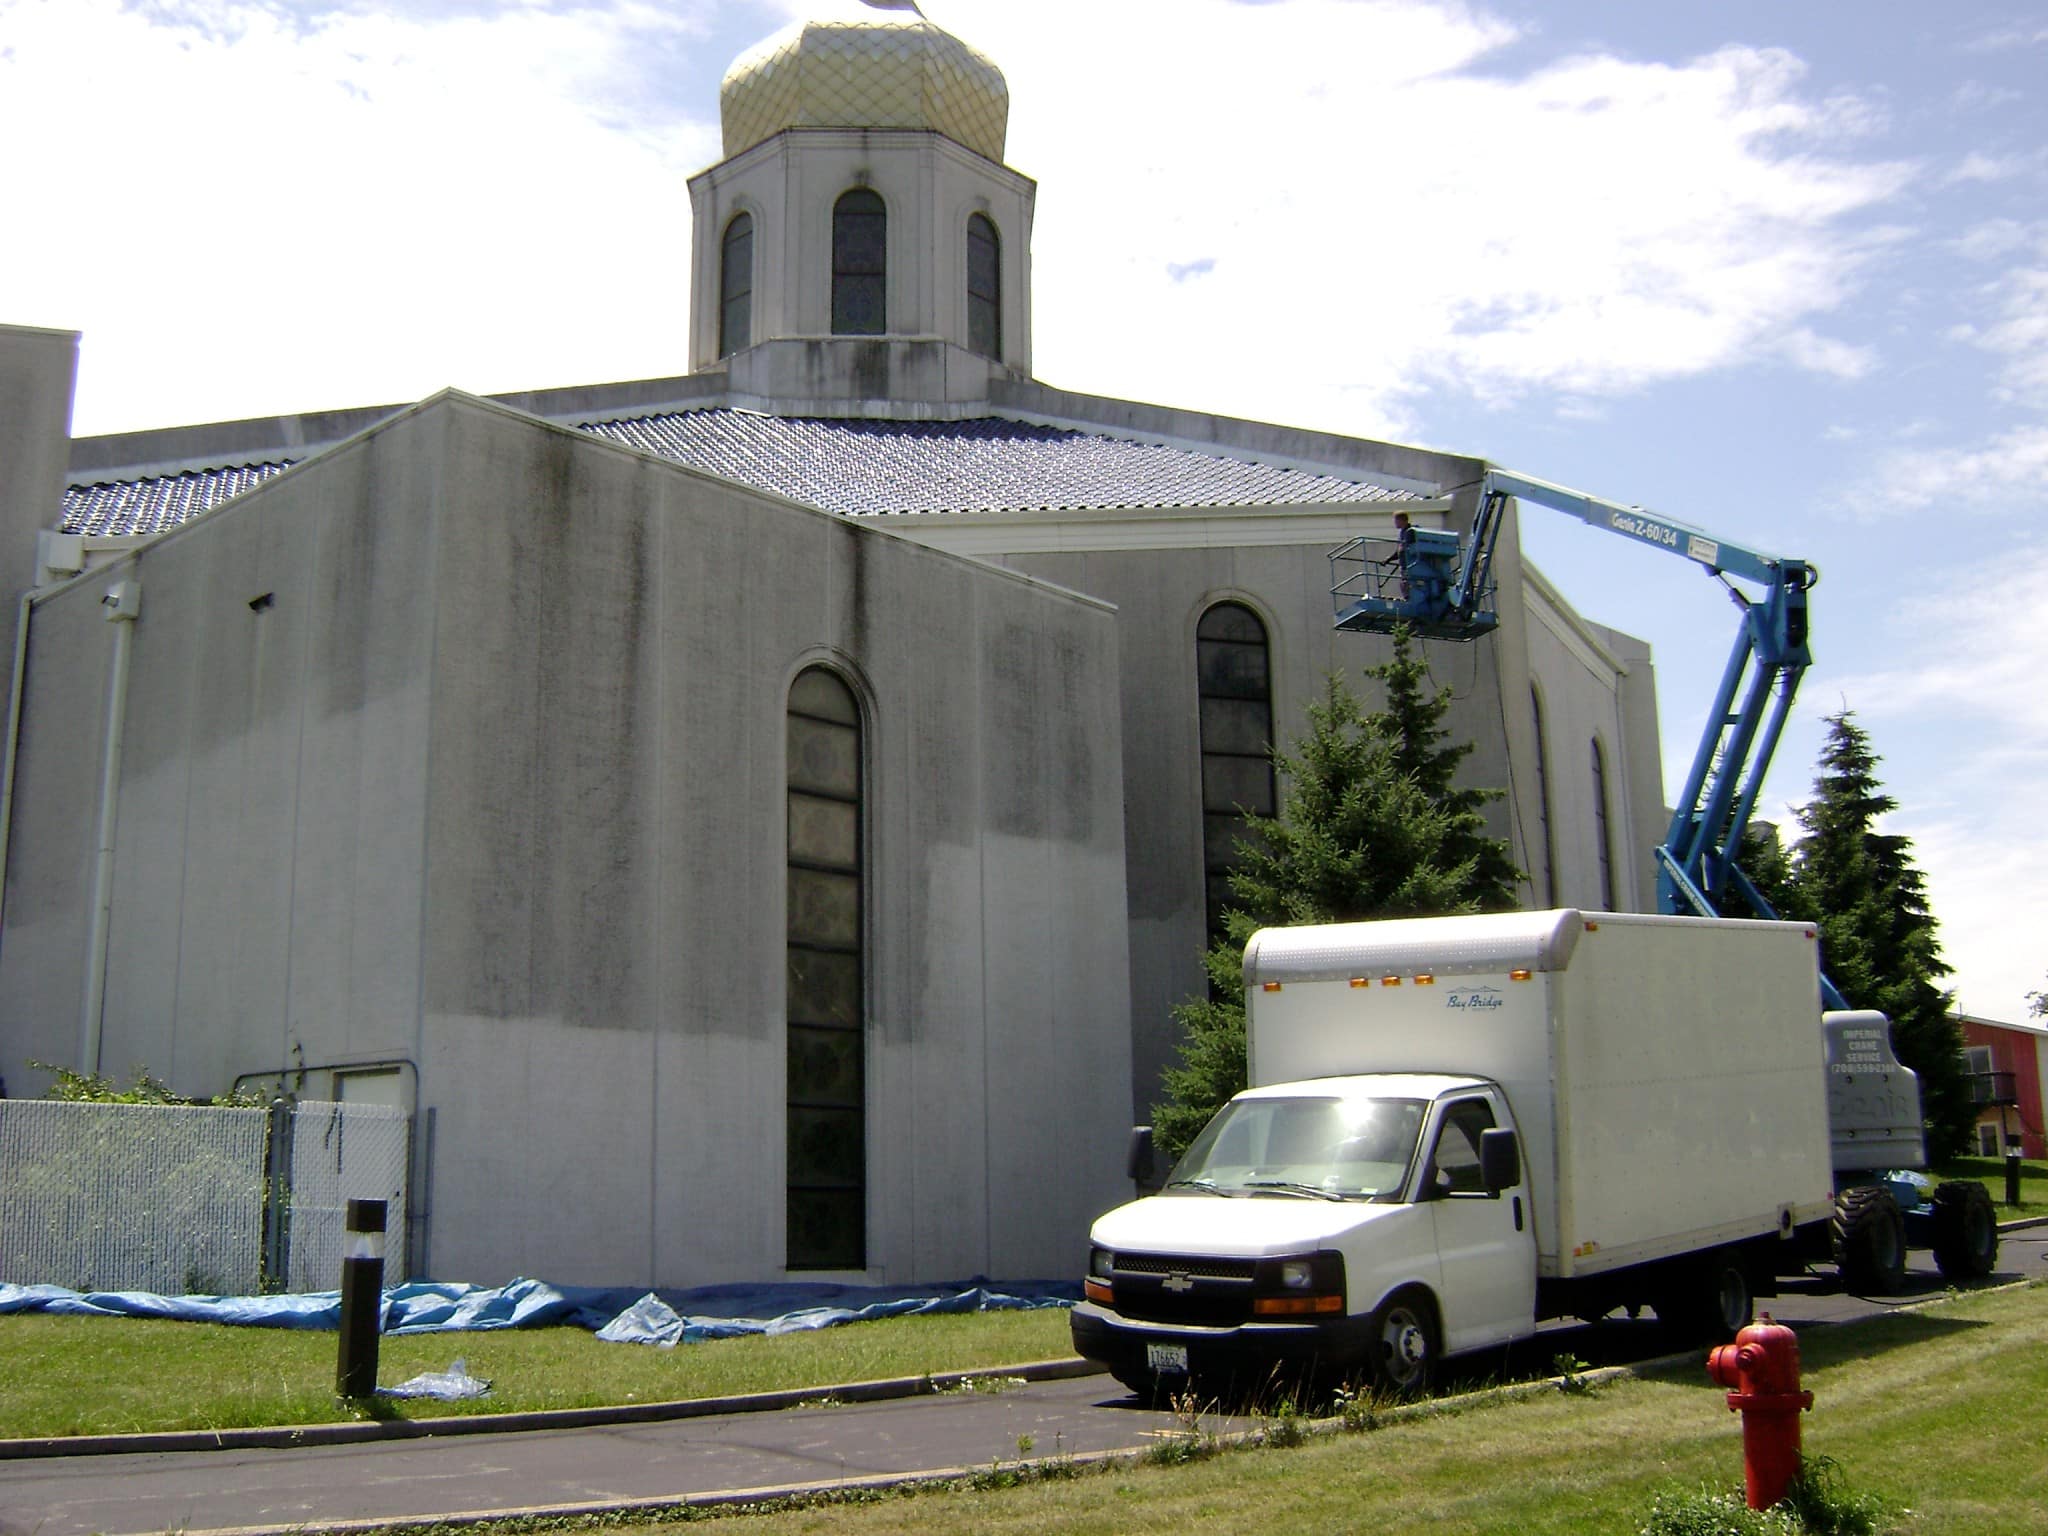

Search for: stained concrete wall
xmin=0 ymin=325 xmax=77 ymax=697
xmin=0 ymin=409 xmax=442 ymax=1095
xmin=1001 ymin=538 xmax=1532 ymax=1114
xmin=415 ymin=398 xmax=1129 ymax=1286
xmin=687 ymin=129 xmax=1035 ymax=375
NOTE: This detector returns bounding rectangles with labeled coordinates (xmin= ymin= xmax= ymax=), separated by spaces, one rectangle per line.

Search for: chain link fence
xmin=0 ymin=1098 xmax=411 ymax=1295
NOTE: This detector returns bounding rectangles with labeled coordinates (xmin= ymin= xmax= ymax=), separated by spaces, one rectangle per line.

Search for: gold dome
xmin=720 ymin=3 xmax=1009 ymax=162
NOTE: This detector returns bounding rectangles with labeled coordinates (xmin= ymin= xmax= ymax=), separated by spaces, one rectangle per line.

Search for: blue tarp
xmin=0 ymin=1276 xmax=1077 ymax=1343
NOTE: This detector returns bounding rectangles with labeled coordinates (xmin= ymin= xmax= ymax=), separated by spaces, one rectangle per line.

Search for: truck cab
xmin=1071 ymin=1072 xmax=1535 ymax=1397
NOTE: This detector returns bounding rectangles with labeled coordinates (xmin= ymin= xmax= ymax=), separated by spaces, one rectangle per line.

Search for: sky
xmin=2 ymin=0 xmax=2043 ymax=1022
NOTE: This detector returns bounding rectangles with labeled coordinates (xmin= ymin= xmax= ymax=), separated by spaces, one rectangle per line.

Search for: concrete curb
xmin=0 ymin=1355 xmax=1106 ymax=1462
xmin=20 ymin=1276 xmax=2045 ymax=1536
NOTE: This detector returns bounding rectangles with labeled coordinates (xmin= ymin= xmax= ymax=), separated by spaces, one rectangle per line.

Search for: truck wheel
xmin=1833 ymin=1185 xmax=1907 ymax=1294
xmin=1930 ymin=1180 xmax=1999 ymax=1280
xmin=1367 ymin=1292 xmax=1437 ymax=1398
xmin=1656 ymin=1250 xmax=1752 ymax=1343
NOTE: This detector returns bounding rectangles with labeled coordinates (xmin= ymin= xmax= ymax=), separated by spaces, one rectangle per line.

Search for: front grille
xmin=1114 ymin=1253 xmax=1256 ymax=1281
xmin=1110 ymin=1252 xmax=1256 ymax=1326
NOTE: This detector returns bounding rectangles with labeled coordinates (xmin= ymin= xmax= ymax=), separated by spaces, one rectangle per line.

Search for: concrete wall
xmin=4 ymin=394 xmax=1132 ymax=1289
xmin=995 ymin=535 xmax=1525 ymax=1114
xmin=688 ymin=129 xmax=1035 ymax=374
xmin=1522 ymin=573 xmax=1654 ymax=912
xmin=0 ymin=325 xmax=77 ymax=696
xmin=408 ymin=398 xmax=1130 ymax=1287
xmin=1 ymin=410 xmax=442 ymax=1097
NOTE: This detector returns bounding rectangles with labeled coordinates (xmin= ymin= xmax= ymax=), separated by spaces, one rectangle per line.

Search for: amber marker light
xmin=1262 ymin=981 xmax=1283 ymax=992
xmin=1509 ymin=969 xmax=1533 ymax=981
xmin=1349 ymin=977 xmax=1369 ymax=988
xmin=1414 ymin=973 xmax=1436 ymax=985
xmin=1380 ymin=974 xmax=1401 ymax=986
xmin=1084 ymin=1278 xmax=1113 ymax=1305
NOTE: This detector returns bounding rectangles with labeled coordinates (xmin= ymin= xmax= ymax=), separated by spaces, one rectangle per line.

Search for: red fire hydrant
xmin=1705 ymin=1312 xmax=1814 ymax=1510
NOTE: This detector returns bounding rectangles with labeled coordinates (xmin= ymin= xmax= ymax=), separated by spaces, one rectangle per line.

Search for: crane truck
xmin=1070 ymin=473 xmax=1998 ymax=1398
xmin=1328 ymin=466 xmax=1998 ymax=1292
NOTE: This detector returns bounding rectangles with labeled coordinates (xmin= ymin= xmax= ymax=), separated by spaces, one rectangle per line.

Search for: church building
xmin=0 ymin=2 xmax=1664 ymax=1288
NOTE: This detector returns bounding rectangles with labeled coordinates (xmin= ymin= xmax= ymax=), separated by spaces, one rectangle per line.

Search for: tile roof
xmin=62 ymin=462 xmax=295 ymax=537
xmin=59 ymin=412 xmax=1415 ymax=538
xmin=581 ymin=412 xmax=1416 ymax=514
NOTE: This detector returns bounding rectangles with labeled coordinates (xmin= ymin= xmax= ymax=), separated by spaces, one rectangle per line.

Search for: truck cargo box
xmin=1242 ymin=910 xmax=1836 ymax=1279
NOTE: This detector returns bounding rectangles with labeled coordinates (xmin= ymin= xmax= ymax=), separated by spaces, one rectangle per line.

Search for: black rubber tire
xmin=1366 ymin=1291 xmax=1438 ymax=1398
xmin=1110 ymin=1368 xmax=1152 ymax=1398
xmin=1656 ymin=1249 xmax=1753 ymax=1344
xmin=1930 ymin=1180 xmax=1999 ymax=1280
xmin=1833 ymin=1184 xmax=1907 ymax=1295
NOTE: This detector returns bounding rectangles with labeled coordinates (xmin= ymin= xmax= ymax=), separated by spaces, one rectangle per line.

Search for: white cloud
xmin=1946 ymin=151 xmax=2026 ymax=184
xmin=1772 ymin=327 xmax=1877 ymax=379
xmin=930 ymin=1 xmax=1912 ymax=436
xmin=1806 ymin=546 xmax=2048 ymax=1022
xmin=0 ymin=0 xmax=725 ymax=432
xmin=1833 ymin=541 xmax=2048 ymax=744
xmin=1846 ymin=422 xmax=2048 ymax=514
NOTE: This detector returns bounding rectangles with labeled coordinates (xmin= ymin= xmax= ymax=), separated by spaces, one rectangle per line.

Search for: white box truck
xmin=1071 ymin=909 xmax=1842 ymax=1396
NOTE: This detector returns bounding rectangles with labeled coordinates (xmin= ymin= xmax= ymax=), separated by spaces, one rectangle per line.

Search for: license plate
xmin=1146 ymin=1343 xmax=1189 ymax=1374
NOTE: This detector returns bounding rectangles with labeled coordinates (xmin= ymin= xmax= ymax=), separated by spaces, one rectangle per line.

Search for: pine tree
xmin=1783 ymin=712 xmax=1973 ymax=1160
xmin=1151 ymin=627 xmax=1520 ymax=1158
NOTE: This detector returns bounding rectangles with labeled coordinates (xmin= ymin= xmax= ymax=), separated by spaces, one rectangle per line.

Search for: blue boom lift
xmin=1328 ymin=467 xmax=2000 ymax=1292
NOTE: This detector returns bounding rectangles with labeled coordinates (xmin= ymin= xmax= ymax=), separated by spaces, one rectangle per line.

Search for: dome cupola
xmin=719 ymin=0 xmax=1009 ymax=163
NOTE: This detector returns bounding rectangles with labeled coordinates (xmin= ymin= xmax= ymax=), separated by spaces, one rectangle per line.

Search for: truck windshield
xmin=1167 ymin=1096 xmax=1425 ymax=1201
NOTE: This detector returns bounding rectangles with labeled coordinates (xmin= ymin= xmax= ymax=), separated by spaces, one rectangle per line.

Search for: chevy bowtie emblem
xmin=1161 ymin=1271 xmax=1195 ymax=1293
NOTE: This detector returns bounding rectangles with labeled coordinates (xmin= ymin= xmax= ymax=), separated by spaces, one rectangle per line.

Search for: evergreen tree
xmin=2028 ymin=976 xmax=2044 ymax=1019
xmin=1782 ymin=712 xmax=1974 ymax=1160
xmin=1151 ymin=627 xmax=1520 ymax=1158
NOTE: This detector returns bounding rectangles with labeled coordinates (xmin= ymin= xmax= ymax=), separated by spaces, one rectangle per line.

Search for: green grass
xmin=636 ymin=1282 xmax=2048 ymax=1536
xmin=0 ymin=1305 xmax=1074 ymax=1440
xmin=1932 ymin=1156 xmax=2048 ymax=1222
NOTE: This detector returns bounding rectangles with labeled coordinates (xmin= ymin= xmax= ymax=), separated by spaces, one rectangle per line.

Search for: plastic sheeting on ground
xmin=0 ymin=1275 xmax=1078 ymax=1343
xmin=380 ymin=1359 xmax=493 ymax=1399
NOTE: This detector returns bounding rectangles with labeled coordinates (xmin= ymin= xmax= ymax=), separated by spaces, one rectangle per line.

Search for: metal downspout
xmin=78 ymin=577 xmax=141 ymax=1074
xmin=0 ymin=592 xmax=32 ymax=954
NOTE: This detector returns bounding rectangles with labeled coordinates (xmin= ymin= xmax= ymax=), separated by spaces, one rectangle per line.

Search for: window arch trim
xmin=966 ymin=211 xmax=1000 ymax=360
xmin=831 ymin=187 xmax=887 ymax=337
xmin=785 ymin=662 xmax=869 ymax=1272
xmin=1196 ymin=599 xmax=1277 ymax=942
xmin=718 ymin=210 xmax=755 ymax=359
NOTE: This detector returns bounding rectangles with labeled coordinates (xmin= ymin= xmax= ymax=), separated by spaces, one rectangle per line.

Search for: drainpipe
xmin=0 ymin=593 xmax=33 ymax=952
xmin=78 ymin=576 xmax=141 ymax=1075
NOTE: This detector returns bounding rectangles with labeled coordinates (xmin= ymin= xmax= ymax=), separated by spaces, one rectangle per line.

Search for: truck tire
xmin=1367 ymin=1291 xmax=1438 ymax=1398
xmin=1833 ymin=1185 xmax=1907 ymax=1294
xmin=1111 ymin=1367 xmax=1163 ymax=1401
xmin=1930 ymin=1180 xmax=1999 ymax=1280
xmin=1657 ymin=1249 xmax=1753 ymax=1343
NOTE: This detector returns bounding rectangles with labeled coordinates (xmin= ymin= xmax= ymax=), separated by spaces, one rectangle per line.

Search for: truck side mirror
xmin=1480 ymin=1128 xmax=1521 ymax=1193
xmin=1126 ymin=1125 xmax=1157 ymax=1186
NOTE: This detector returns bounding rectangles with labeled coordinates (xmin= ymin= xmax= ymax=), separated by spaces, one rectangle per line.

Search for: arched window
xmin=786 ymin=667 xmax=865 ymax=1270
xmin=831 ymin=189 xmax=886 ymax=336
xmin=1591 ymin=737 xmax=1616 ymax=910
xmin=1197 ymin=603 xmax=1275 ymax=940
xmin=719 ymin=212 xmax=753 ymax=358
xmin=966 ymin=213 xmax=1000 ymax=359
xmin=1530 ymin=687 xmax=1556 ymax=906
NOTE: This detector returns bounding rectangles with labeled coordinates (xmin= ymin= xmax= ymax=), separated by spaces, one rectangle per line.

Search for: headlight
xmin=1090 ymin=1246 xmax=1115 ymax=1279
xmin=1279 ymin=1259 xmax=1314 ymax=1289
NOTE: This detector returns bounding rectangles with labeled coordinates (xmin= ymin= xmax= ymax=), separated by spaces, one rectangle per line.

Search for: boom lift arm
xmin=1332 ymin=468 xmax=1831 ymax=1001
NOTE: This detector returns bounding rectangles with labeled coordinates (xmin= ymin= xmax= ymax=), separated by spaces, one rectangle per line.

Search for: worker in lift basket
xmin=1390 ymin=511 xmax=1416 ymax=599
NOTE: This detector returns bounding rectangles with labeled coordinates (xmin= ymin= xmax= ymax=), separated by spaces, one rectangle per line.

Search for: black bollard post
xmin=2007 ymin=1145 xmax=2024 ymax=1209
xmin=337 ymin=1198 xmax=387 ymax=1399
